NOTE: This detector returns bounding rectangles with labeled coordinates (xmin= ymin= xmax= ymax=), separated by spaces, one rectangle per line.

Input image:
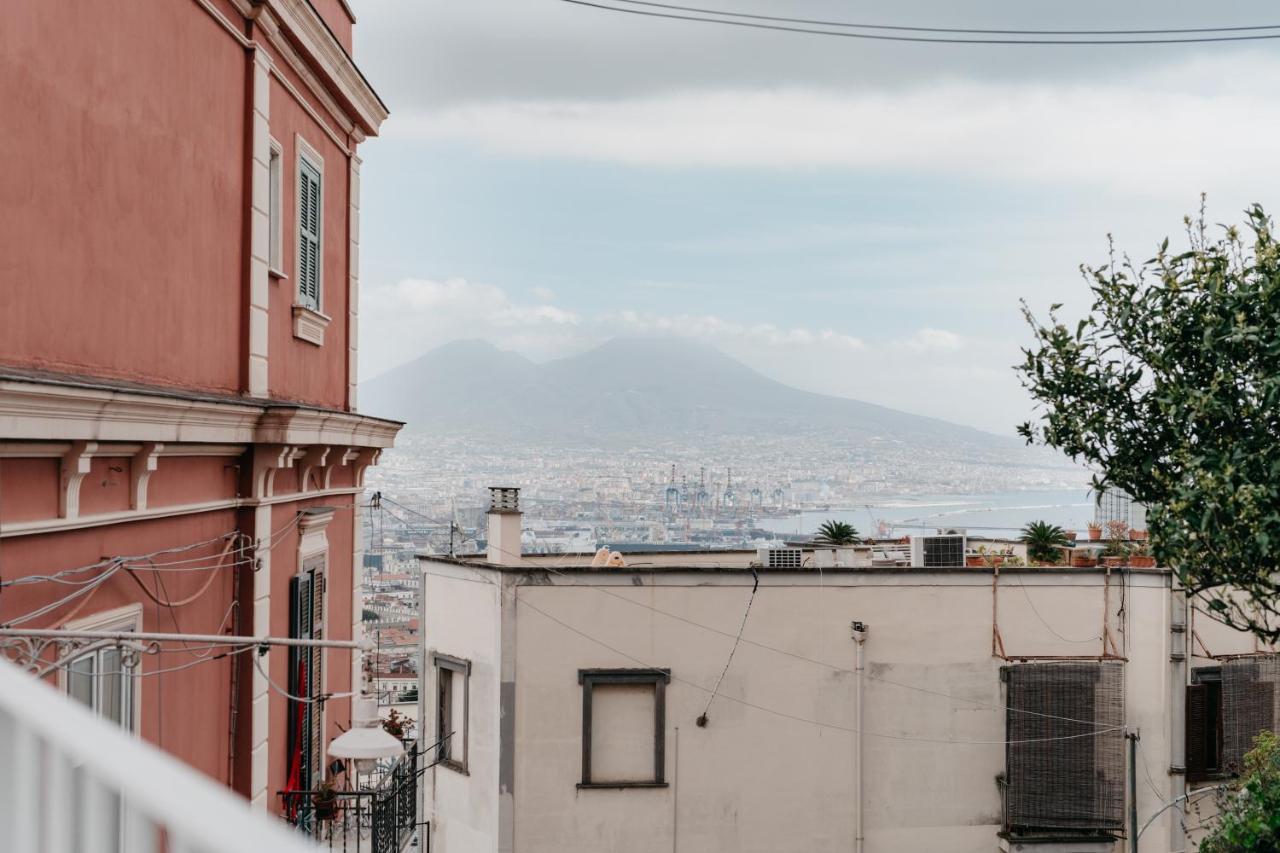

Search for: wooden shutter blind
xmin=1186 ymin=683 xmax=1210 ymax=781
xmin=297 ymin=159 xmax=322 ymax=310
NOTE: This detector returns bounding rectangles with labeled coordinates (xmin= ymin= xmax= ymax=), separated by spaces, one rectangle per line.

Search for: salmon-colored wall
xmin=0 ymin=511 xmax=242 ymax=785
xmin=267 ymin=71 xmax=351 ymax=410
xmin=265 ymin=498 xmax=357 ymax=802
xmin=148 ymin=456 xmax=240 ymax=508
xmin=309 ymin=0 xmax=355 ymax=53
xmin=0 ymin=458 xmax=60 ymax=521
xmin=0 ymin=0 xmax=246 ymax=394
xmin=78 ymin=457 xmax=132 ymax=516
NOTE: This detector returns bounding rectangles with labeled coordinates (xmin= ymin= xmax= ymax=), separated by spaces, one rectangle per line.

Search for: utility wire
xmin=697 ymin=564 xmax=758 ymax=726
xmin=600 ymin=0 xmax=1280 ymax=37
xmin=516 ymin=592 xmax=1123 ymax=745
xmin=561 ymin=0 xmax=1280 ymax=45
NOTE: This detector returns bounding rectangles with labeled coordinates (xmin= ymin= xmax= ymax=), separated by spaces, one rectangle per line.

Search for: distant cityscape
xmin=362 ymin=431 xmax=1090 ymax=558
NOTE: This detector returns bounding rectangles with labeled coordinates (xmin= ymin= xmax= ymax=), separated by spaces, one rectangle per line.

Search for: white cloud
xmin=395 ymin=53 xmax=1280 ymax=197
xmin=531 ymin=286 xmax=555 ymax=301
xmin=903 ymin=328 xmax=965 ymax=352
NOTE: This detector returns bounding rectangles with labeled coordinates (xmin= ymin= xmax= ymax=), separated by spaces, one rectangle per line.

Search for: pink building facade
xmin=0 ymin=0 xmax=399 ymax=813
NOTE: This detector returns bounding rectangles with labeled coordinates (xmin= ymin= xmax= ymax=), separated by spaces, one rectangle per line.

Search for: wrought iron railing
xmin=280 ymin=740 xmax=424 ymax=852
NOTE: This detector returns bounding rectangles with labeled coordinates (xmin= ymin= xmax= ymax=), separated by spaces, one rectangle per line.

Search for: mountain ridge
xmin=361 ymin=337 xmax=1009 ymax=448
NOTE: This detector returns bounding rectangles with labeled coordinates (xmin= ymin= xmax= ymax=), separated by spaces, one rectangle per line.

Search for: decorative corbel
xmin=298 ymin=445 xmax=331 ymax=493
xmin=326 ymin=447 xmax=361 ymax=490
xmin=59 ymin=441 xmax=97 ymax=519
xmin=351 ymin=448 xmax=381 ymax=488
xmin=251 ymin=445 xmax=299 ymax=499
xmin=130 ymin=442 xmax=164 ymax=510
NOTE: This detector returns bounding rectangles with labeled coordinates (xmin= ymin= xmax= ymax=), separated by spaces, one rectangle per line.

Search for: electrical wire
xmin=598 ymin=0 xmax=1280 ymax=37
xmin=1011 ymin=576 xmax=1104 ymax=644
xmin=561 ymin=0 xmax=1280 ymax=45
xmin=698 ymin=565 xmax=758 ymax=724
xmin=254 ymin=652 xmax=355 ymax=704
xmin=457 ymin=544 xmax=1112 ymax=727
xmin=515 ymin=591 xmax=1124 ymax=745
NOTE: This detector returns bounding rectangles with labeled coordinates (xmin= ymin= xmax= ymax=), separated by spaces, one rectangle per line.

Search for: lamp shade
xmin=329 ymin=696 xmax=405 ymax=772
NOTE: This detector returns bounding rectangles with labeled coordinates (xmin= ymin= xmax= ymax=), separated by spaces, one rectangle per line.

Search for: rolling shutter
xmin=1186 ymin=683 xmax=1210 ymax=781
xmin=1222 ymin=657 xmax=1279 ymax=773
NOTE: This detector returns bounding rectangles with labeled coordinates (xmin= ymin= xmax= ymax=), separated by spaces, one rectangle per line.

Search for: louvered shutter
xmin=1186 ymin=684 xmax=1210 ymax=781
xmin=297 ymin=160 xmax=322 ymax=310
xmin=308 ymin=566 xmax=324 ymax=785
xmin=288 ymin=572 xmax=313 ymax=788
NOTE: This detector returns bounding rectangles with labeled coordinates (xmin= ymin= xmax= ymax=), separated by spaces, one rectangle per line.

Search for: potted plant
xmin=1087 ymin=522 xmax=1103 ymax=541
xmin=1020 ymin=521 xmax=1071 ymax=565
xmin=1129 ymin=542 xmax=1156 ymax=568
xmin=383 ymin=708 xmax=409 ymax=742
xmin=1071 ymin=551 xmax=1098 ymax=568
xmin=1129 ymin=528 xmax=1148 ymax=542
xmin=312 ymin=777 xmax=339 ymax=822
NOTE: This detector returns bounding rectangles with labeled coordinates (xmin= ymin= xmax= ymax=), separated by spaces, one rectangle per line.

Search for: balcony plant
xmin=312 ymin=776 xmax=339 ymax=821
xmin=1087 ymin=522 xmax=1102 ymax=541
xmin=1020 ymin=520 xmax=1070 ymax=565
xmin=815 ymin=520 xmax=859 ymax=546
xmin=1129 ymin=542 xmax=1156 ymax=568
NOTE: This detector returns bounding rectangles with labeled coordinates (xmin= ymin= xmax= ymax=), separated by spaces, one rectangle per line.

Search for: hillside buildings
xmin=415 ymin=488 xmax=1272 ymax=853
xmin=0 ymin=0 xmax=402 ymax=839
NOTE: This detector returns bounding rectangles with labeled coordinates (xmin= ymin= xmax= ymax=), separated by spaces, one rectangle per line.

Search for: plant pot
xmin=1072 ymin=555 xmax=1098 ymax=568
xmin=1129 ymin=555 xmax=1156 ymax=568
xmin=1129 ymin=529 xmax=1148 ymax=541
xmin=1102 ymin=556 xmax=1125 ymax=568
xmin=965 ymin=555 xmax=986 ymax=568
xmin=1088 ymin=528 xmax=1102 ymax=541
xmin=313 ymin=795 xmax=338 ymax=821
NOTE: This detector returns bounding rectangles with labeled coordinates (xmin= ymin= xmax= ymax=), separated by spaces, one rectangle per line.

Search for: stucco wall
xmin=422 ymin=563 xmax=1184 ymax=853
xmin=0 ymin=0 xmax=245 ymax=393
xmin=420 ymin=566 xmax=505 ymax=852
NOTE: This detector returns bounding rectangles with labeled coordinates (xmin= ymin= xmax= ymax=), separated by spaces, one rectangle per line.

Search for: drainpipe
xmin=851 ymin=621 xmax=867 ymax=853
xmin=1169 ymin=588 xmax=1188 ymax=853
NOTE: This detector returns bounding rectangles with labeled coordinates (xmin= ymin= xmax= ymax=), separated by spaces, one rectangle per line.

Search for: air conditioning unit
xmin=757 ymin=547 xmax=803 ymax=569
xmin=910 ymin=534 xmax=967 ymax=568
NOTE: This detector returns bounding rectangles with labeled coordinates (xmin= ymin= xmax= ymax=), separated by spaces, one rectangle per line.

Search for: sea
xmin=755 ymin=488 xmax=1096 ymax=541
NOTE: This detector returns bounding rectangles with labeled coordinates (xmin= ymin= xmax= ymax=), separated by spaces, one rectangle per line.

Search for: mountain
xmin=361 ymin=337 xmax=1009 ymax=448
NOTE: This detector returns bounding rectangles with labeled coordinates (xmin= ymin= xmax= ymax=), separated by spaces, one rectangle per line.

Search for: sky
xmin=351 ymin=0 xmax=1280 ymax=434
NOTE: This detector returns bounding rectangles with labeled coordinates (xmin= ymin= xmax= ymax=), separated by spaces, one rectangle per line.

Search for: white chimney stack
xmin=487 ymin=486 xmax=522 ymax=567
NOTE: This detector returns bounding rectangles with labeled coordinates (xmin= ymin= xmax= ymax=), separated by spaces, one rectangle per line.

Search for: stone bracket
xmin=130 ymin=442 xmax=164 ymax=511
xmin=59 ymin=441 xmax=97 ymax=519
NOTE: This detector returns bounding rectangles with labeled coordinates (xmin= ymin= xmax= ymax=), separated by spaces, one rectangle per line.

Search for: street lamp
xmin=328 ymin=694 xmax=404 ymax=775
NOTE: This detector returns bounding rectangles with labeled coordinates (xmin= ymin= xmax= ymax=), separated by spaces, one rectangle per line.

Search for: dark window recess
xmin=579 ymin=668 xmax=671 ymax=788
xmin=1186 ymin=669 xmax=1223 ymax=782
xmin=433 ymin=654 xmax=470 ymax=773
xmin=1222 ymin=656 xmax=1280 ymax=774
xmin=1003 ymin=661 xmax=1125 ymax=834
xmin=288 ymin=555 xmax=326 ymax=792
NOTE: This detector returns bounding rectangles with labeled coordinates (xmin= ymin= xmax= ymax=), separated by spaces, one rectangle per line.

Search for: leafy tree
xmin=1018 ymin=203 xmax=1280 ymax=640
xmin=1020 ymin=520 xmax=1070 ymax=564
xmin=815 ymin=520 xmax=859 ymax=546
xmin=1200 ymin=731 xmax=1280 ymax=853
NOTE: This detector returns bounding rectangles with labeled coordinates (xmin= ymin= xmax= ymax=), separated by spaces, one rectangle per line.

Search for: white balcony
xmin=0 ymin=657 xmax=316 ymax=853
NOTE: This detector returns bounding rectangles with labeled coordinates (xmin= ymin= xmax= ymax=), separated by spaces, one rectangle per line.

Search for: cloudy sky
xmin=352 ymin=0 xmax=1280 ymax=433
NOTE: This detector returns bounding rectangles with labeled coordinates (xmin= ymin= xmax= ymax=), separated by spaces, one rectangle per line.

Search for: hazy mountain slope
xmin=361 ymin=337 xmax=1008 ymax=447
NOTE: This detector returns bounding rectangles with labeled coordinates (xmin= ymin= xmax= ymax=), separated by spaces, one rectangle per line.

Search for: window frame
xmin=433 ymin=653 xmax=471 ymax=774
xmin=60 ymin=604 xmax=143 ymax=733
xmin=578 ymin=668 xmax=671 ymax=789
xmin=268 ymin=137 xmax=285 ymax=277
xmin=1187 ymin=667 xmax=1225 ymax=783
xmin=294 ymin=135 xmax=324 ymax=312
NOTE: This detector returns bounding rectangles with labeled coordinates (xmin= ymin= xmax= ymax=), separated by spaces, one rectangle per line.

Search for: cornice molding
xmin=0 ymin=379 xmax=402 ymax=450
xmin=259 ymin=0 xmax=388 ymax=135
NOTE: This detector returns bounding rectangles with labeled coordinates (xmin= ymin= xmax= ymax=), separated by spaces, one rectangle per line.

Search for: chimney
xmin=487 ymin=486 xmax=522 ymax=566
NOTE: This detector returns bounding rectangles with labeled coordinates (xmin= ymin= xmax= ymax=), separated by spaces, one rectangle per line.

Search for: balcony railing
xmin=280 ymin=741 xmax=423 ymax=853
xmin=0 ymin=657 xmax=314 ymax=853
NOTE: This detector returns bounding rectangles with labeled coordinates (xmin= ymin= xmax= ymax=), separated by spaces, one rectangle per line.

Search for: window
xmin=268 ymin=140 xmax=284 ymax=275
xmin=434 ymin=654 xmax=470 ymax=772
xmin=1187 ymin=668 xmax=1224 ymax=782
xmin=1002 ymin=662 xmax=1124 ymax=834
xmin=64 ymin=606 xmax=141 ymax=732
xmin=296 ymin=149 xmax=322 ymax=311
xmin=288 ymin=555 xmax=325 ymax=792
xmin=1221 ymin=655 xmax=1280 ymax=775
xmin=578 ymin=668 xmax=670 ymax=788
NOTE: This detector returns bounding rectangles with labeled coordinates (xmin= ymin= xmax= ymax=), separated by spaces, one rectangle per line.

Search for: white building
xmin=415 ymin=489 xmax=1272 ymax=853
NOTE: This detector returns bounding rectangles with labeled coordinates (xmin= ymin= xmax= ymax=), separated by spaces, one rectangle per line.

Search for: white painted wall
xmin=418 ymin=560 xmax=1205 ymax=853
